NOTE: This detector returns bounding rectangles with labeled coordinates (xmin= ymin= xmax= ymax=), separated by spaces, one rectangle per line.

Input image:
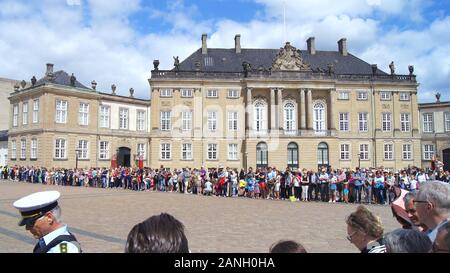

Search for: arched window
xmin=313 ymin=102 xmax=325 ymax=132
xmin=254 ymin=100 xmax=267 ymax=132
xmin=284 ymin=102 xmax=296 ymax=133
xmin=287 ymin=142 xmax=299 ymax=169
xmin=317 ymin=142 xmax=329 ymax=168
xmin=256 ymin=142 xmax=268 ymax=168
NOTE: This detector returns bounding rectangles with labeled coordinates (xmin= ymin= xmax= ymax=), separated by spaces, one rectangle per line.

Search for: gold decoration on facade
xmin=272 ymin=42 xmax=311 ymax=71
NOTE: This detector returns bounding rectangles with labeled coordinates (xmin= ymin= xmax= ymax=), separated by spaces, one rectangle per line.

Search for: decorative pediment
xmin=272 ymin=42 xmax=311 ymax=71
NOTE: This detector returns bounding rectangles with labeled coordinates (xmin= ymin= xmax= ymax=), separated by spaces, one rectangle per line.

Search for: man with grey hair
xmin=384 ymin=228 xmax=432 ymax=253
xmin=13 ymin=191 xmax=81 ymax=253
xmin=415 ymin=181 xmax=450 ymax=242
xmin=403 ymin=191 xmax=429 ymax=232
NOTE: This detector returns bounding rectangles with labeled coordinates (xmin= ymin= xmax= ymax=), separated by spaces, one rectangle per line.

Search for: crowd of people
xmin=2 ymin=164 xmax=449 ymax=206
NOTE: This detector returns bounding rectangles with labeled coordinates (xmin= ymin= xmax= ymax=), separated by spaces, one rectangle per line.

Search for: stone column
xmin=277 ymin=88 xmax=283 ymax=130
xmin=247 ymin=88 xmax=252 ymax=131
xmin=300 ymin=89 xmax=306 ymax=129
xmin=329 ymin=89 xmax=336 ymax=130
xmin=307 ymin=89 xmax=312 ymax=129
xmin=270 ymin=88 xmax=276 ymax=131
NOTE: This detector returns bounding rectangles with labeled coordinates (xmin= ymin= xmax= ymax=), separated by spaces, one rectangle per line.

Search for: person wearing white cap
xmin=13 ymin=191 xmax=82 ymax=253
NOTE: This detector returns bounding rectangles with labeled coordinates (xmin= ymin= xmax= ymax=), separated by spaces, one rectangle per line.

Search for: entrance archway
xmin=117 ymin=147 xmax=131 ymax=167
xmin=443 ymin=148 xmax=450 ymax=172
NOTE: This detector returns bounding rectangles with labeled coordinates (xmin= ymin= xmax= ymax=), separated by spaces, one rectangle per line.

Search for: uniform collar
xmin=42 ymin=225 xmax=68 ymax=245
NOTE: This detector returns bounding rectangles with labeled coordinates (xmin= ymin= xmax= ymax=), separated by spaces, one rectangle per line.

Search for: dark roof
xmin=178 ymin=48 xmax=387 ymax=75
xmin=0 ymin=130 xmax=8 ymax=141
xmin=35 ymin=70 xmax=90 ymax=89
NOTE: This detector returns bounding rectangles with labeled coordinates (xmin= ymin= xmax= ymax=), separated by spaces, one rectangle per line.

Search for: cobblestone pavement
xmin=0 ymin=180 xmax=400 ymax=253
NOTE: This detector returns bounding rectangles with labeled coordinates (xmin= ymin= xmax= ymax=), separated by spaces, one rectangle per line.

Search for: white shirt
xmin=42 ymin=225 xmax=81 ymax=253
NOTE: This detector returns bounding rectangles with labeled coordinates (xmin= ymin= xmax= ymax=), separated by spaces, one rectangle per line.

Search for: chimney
xmin=307 ymin=37 xmax=316 ymax=55
xmin=201 ymin=33 xmax=208 ymax=55
xmin=235 ymin=34 xmax=241 ymax=54
xmin=338 ymin=38 xmax=347 ymax=56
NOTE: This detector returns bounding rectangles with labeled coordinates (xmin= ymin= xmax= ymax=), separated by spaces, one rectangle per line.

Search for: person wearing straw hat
xmin=13 ymin=191 xmax=81 ymax=253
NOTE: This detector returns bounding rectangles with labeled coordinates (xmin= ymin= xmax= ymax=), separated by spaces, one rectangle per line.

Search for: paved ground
xmin=0 ymin=180 xmax=401 ymax=253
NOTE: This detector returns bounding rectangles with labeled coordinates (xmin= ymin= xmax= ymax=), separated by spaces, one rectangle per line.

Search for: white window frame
xmin=182 ymin=111 xmax=192 ymax=131
xmin=228 ymin=111 xmax=238 ymax=131
xmin=20 ymin=139 xmax=26 ymax=159
xmin=54 ymin=138 xmax=67 ymax=159
xmin=313 ymin=102 xmax=325 ymax=132
xmin=339 ymin=112 xmax=349 ymax=131
xmin=357 ymin=91 xmax=368 ymax=101
xmin=181 ymin=89 xmax=193 ymax=98
xmin=207 ymin=89 xmax=218 ymax=98
xmin=137 ymin=143 xmax=146 ymax=159
xmin=340 ymin=144 xmax=350 ymax=160
xmin=400 ymin=113 xmax=411 ymax=132
xmin=78 ymin=103 xmax=89 ymax=126
xmin=22 ymin=102 xmax=28 ymax=125
xmin=384 ymin=144 xmax=393 ymax=160
xmin=207 ymin=111 xmax=217 ymax=132
xmin=99 ymin=141 xmax=109 ymax=160
xmin=445 ymin=112 xmax=450 ymax=132
xmin=423 ymin=144 xmax=435 ymax=160
xmin=423 ymin=113 xmax=434 ymax=133
xmin=380 ymin=92 xmax=391 ymax=101
xmin=227 ymin=89 xmax=239 ymax=98
xmin=382 ymin=113 xmax=392 ymax=131
xmin=137 ymin=110 xmax=146 ymax=131
xmin=358 ymin=112 xmax=368 ymax=132
xmin=160 ymin=89 xmax=172 ymax=97
xmin=99 ymin=105 xmax=110 ymax=128
xmin=32 ymin=99 xmax=39 ymax=123
xmin=254 ymin=101 xmax=267 ymax=132
xmin=399 ymin=92 xmax=410 ymax=101
xmin=228 ymin=144 xmax=238 ymax=160
xmin=284 ymin=101 xmax=296 ymax=133
xmin=359 ymin=144 xmax=369 ymax=160
xmin=181 ymin=143 xmax=192 ymax=160
xmin=119 ymin=108 xmax=129 ymax=130
xmin=55 ymin=100 xmax=67 ymax=124
xmin=11 ymin=140 xmax=17 ymax=159
xmin=207 ymin=143 xmax=218 ymax=160
xmin=13 ymin=104 xmax=19 ymax=127
xmin=338 ymin=91 xmax=349 ymax=100
xmin=160 ymin=143 xmax=171 ymax=160
xmin=77 ymin=140 xmax=88 ymax=160
xmin=160 ymin=111 xmax=171 ymax=131
xmin=31 ymin=139 xmax=38 ymax=159
xmin=402 ymin=144 xmax=412 ymax=160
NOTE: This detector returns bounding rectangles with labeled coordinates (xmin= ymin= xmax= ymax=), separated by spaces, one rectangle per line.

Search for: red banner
xmin=111 ymin=154 xmax=117 ymax=169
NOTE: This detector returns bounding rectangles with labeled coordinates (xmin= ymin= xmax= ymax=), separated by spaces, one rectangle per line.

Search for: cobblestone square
xmin=0 ymin=180 xmax=400 ymax=253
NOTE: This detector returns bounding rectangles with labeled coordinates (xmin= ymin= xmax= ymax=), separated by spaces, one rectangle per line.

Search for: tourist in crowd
xmin=384 ymin=228 xmax=432 ymax=253
xmin=269 ymin=240 xmax=307 ymax=253
xmin=432 ymin=221 xmax=450 ymax=253
xmin=403 ymin=191 xmax=429 ymax=232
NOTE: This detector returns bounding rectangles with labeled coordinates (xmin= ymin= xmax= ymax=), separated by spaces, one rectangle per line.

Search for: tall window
xmin=31 ymin=139 xmax=37 ymax=159
xmin=228 ymin=144 xmax=238 ymax=160
xmin=55 ymin=100 xmax=67 ymax=123
xmin=317 ymin=142 xmax=329 ymax=166
xmin=402 ymin=144 xmax=412 ymax=160
xmin=284 ymin=102 xmax=296 ymax=132
xmin=423 ymin=113 xmax=433 ymax=133
xmin=256 ymin=142 xmax=268 ymax=167
xmin=137 ymin=110 xmax=146 ymax=131
xmin=32 ymin=99 xmax=39 ymax=123
xmin=254 ymin=101 xmax=266 ymax=132
xmin=445 ymin=113 xmax=450 ymax=132
xmin=228 ymin=111 xmax=238 ymax=131
xmin=20 ymin=139 xmax=26 ymax=159
xmin=382 ymin=113 xmax=392 ymax=131
xmin=119 ymin=108 xmax=129 ymax=129
xmin=181 ymin=89 xmax=193 ymax=98
xmin=78 ymin=103 xmax=89 ymax=126
xmin=400 ymin=113 xmax=410 ymax=132
xmin=99 ymin=141 xmax=109 ymax=159
xmin=182 ymin=111 xmax=192 ymax=131
xmin=13 ymin=104 xmax=18 ymax=127
xmin=54 ymin=139 xmax=66 ymax=159
xmin=208 ymin=111 xmax=217 ymax=131
xmin=22 ymin=102 xmax=28 ymax=125
xmin=380 ymin=92 xmax=391 ymax=101
xmin=99 ymin=105 xmax=110 ymax=128
xmin=399 ymin=92 xmax=410 ymax=101
xmin=137 ymin=143 xmax=146 ymax=158
xmin=77 ymin=140 xmax=88 ymax=159
xmin=313 ymin=102 xmax=325 ymax=131
xmin=359 ymin=113 xmax=368 ymax=132
xmin=384 ymin=144 xmax=393 ymax=160
xmin=181 ymin=143 xmax=192 ymax=160
xmin=340 ymin=144 xmax=350 ymax=160
xmin=160 ymin=89 xmax=172 ymax=97
xmin=287 ymin=142 xmax=298 ymax=168
xmin=423 ymin=144 xmax=434 ymax=160
xmin=160 ymin=111 xmax=171 ymax=131
xmin=161 ymin=143 xmax=171 ymax=160
xmin=207 ymin=89 xmax=218 ymax=98
xmin=339 ymin=112 xmax=349 ymax=131
xmin=357 ymin=92 xmax=368 ymax=100
xmin=11 ymin=140 xmax=16 ymax=159
xmin=359 ymin=144 xmax=369 ymax=160
xmin=207 ymin=143 xmax=217 ymax=160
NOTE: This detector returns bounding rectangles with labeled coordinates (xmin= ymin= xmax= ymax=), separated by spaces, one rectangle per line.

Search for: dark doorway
xmin=287 ymin=142 xmax=299 ymax=170
xmin=117 ymin=147 xmax=131 ymax=167
xmin=443 ymin=148 xmax=450 ymax=172
xmin=317 ymin=142 xmax=329 ymax=170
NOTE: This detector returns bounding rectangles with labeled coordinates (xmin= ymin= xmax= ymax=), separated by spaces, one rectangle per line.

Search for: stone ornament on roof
xmin=272 ymin=42 xmax=311 ymax=71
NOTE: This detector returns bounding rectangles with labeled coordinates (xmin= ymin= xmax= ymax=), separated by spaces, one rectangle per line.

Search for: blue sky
xmin=1 ymin=0 xmax=449 ymax=102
